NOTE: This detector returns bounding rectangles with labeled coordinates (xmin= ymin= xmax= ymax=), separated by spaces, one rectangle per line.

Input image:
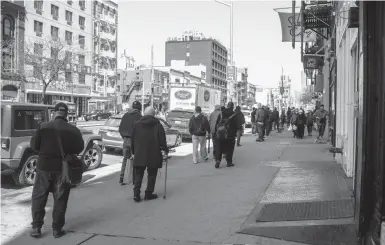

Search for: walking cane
xmin=207 ymin=135 xmax=211 ymax=154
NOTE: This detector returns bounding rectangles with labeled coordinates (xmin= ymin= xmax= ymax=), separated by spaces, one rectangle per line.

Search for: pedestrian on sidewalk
xmin=255 ymin=104 xmax=265 ymax=142
xmin=30 ymin=103 xmax=84 ymax=239
xmin=271 ymin=107 xmax=279 ymax=131
xmin=314 ymin=104 xmax=329 ymax=141
xmin=235 ymin=106 xmax=245 ymax=146
xmin=214 ymin=102 xmax=237 ymax=168
xmin=263 ymin=106 xmax=271 ymax=136
xmin=131 ymin=107 xmax=168 ymax=202
xmin=251 ymin=105 xmax=257 ymax=135
xmin=280 ymin=109 xmax=286 ymax=133
xmin=306 ymin=110 xmax=314 ymax=136
xmin=286 ymin=107 xmax=292 ymax=127
xmin=118 ymin=100 xmax=142 ymax=186
xmin=209 ymin=105 xmax=221 ymax=160
xmin=290 ymin=108 xmax=298 ymax=138
xmin=189 ymin=106 xmax=211 ymax=164
xmin=295 ymin=109 xmax=306 ymax=139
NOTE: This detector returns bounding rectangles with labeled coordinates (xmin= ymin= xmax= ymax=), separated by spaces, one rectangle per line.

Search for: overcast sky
xmin=117 ymin=0 xmax=303 ymax=92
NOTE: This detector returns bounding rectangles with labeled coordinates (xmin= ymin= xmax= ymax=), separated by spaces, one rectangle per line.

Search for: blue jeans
xmin=192 ymin=135 xmax=208 ymax=163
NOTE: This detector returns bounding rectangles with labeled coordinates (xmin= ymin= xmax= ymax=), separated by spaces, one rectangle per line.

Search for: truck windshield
xmin=167 ymin=111 xmax=194 ymax=119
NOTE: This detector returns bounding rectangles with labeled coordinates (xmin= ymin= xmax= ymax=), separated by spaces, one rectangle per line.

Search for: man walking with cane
xmin=131 ymin=107 xmax=168 ymax=202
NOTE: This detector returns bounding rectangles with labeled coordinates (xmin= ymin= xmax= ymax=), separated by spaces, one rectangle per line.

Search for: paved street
xmin=2 ymin=129 xmax=313 ymax=245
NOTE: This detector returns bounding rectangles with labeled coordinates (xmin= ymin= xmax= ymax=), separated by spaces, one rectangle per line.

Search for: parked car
xmin=1 ymin=102 xmax=104 ymax=186
xmin=242 ymin=110 xmax=252 ymax=128
xmin=166 ymin=109 xmax=195 ymax=139
xmin=84 ymin=110 xmax=112 ymax=121
xmin=99 ymin=114 xmax=182 ymax=152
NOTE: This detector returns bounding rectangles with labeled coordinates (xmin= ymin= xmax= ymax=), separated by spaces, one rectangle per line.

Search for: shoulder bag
xmin=54 ymin=125 xmax=84 ymax=185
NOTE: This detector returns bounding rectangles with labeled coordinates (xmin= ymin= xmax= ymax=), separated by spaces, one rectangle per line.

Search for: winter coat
xmin=251 ymin=110 xmax=256 ymax=123
xmin=255 ymin=108 xmax=265 ymax=123
xmin=209 ymin=107 xmax=221 ymax=134
xmin=314 ymin=109 xmax=328 ymax=124
xmin=295 ymin=114 xmax=307 ymax=125
xmin=264 ymin=109 xmax=270 ymax=124
xmin=306 ymin=113 xmax=314 ymax=125
xmin=290 ymin=113 xmax=298 ymax=125
xmin=131 ymin=115 xmax=168 ymax=169
xmin=215 ymin=108 xmax=237 ymax=139
xmin=119 ymin=109 xmax=142 ymax=138
xmin=235 ymin=111 xmax=245 ymax=129
xmin=271 ymin=110 xmax=279 ymax=120
xmin=30 ymin=117 xmax=84 ymax=172
xmin=287 ymin=109 xmax=292 ymax=121
xmin=189 ymin=113 xmax=210 ymax=136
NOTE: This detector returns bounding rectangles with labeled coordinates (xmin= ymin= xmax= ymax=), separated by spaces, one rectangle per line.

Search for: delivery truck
xmin=166 ymin=84 xmax=221 ymax=139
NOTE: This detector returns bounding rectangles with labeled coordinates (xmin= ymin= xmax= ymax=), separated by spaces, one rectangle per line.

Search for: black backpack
xmin=216 ymin=113 xmax=235 ymax=140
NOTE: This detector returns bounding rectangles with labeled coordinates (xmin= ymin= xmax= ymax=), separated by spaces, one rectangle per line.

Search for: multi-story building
xmin=23 ymin=0 xmax=93 ymax=115
xmin=236 ymin=67 xmax=248 ymax=105
xmin=1 ymin=0 xmax=26 ymax=102
xmin=165 ymin=31 xmax=228 ymax=102
xmin=247 ymin=83 xmax=256 ymax=105
xmin=90 ymin=0 xmax=118 ymax=112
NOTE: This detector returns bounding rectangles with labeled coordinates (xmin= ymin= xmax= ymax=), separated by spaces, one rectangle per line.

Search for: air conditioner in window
xmin=67 ymin=21 xmax=73 ymax=25
xmin=53 ymin=15 xmax=58 ymax=20
xmin=36 ymin=32 xmax=42 ymax=37
xmin=80 ymin=25 xmax=85 ymax=30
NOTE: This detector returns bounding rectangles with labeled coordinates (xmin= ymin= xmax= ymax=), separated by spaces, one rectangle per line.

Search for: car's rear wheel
xmin=12 ymin=154 xmax=38 ymax=186
xmin=82 ymin=144 xmax=103 ymax=170
xmin=175 ymin=134 xmax=182 ymax=147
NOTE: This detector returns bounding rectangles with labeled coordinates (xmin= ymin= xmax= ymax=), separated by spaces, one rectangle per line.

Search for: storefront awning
xmin=88 ymin=96 xmax=117 ymax=103
xmin=26 ymin=89 xmax=91 ymax=98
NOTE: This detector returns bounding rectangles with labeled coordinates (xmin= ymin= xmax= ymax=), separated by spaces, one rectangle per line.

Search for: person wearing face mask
xmin=295 ymin=109 xmax=307 ymax=139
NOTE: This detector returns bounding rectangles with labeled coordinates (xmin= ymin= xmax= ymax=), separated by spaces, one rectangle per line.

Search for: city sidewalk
xmin=3 ymin=130 xmax=353 ymax=245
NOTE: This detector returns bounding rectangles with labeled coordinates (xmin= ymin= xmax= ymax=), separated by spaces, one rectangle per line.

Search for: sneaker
xmin=30 ymin=228 xmax=42 ymax=238
xmin=226 ymin=163 xmax=235 ymax=167
xmin=203 ymin=158 xmax=209 ymax=161
xmin=144 ymin=193 xmax=158 ymax=201
xmin=53 ymin=229 xmax=66 ymax=238
xmin=215 ymin=161 xmax=220 ymax=168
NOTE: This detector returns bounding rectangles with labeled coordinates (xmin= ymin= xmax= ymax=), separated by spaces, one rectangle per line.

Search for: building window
xmin=79 ymin=16 xmax=85 ymax=29
xmin=65 ymin=10 xmax=73 ymax=24
xmin=175 ymin=78 xmax=180 ymax=83
xmin=51 ymin=5 xmax=59 ymax=20
xmin=79 ymin=74 xmax=85 ymax=84
xmin=78 ymin=54 xmax=85 ymax=65
xmin=2 ymin=17 xmax=14 ymax=40
xmin=65 ymin=31 xmax=72 ymax=45
xmin=34 ymin=0 xmax=43 ymax=13
xmin=65 ymin=51 xmax=72 ymax=61
xmin=51 ymin=26 xmax=59 ymax=39
xmin=34 ymin=43 xmax=43 ymax=56
xmin=51 ymin=47 xmax=58 ymax=59
xmin=65 ymin=71 xmax=72 ymax=83
xmin=78 ymin=35 xmax=85 ymax=48
xmin=34 ymin=21 xmax=43 ymax=36
xmin=79 ymin=0 xmax=85 ymax=10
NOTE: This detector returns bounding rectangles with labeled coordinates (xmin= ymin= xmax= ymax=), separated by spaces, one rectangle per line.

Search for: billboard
xmin=169 ymin=87 xmax=197 ymax=111
xmin=196 ymin=86 xmax=221 ymax=114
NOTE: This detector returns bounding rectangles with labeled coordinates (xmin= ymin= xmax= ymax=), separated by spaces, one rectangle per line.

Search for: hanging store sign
xmin=275 ymin=9 xmax=316 ymax=42
xmin=303 ymin=56 xmax=319 ymax=70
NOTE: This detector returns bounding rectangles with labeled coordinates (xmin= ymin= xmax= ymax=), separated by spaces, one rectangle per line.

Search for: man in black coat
xmin=118 ymin=101 xmax=142 ymax=185
xmin=131 ymin=107 xmax=168 ymax=202
xmin=234 ymin=106 xmax=245 ymax=146
xmin=255 ymin=104 xmax=265 ymax=142
xmin=209 ymin=105 xmax=221 ymax=160
xmin=30 ymin=103 xmax=84 ymax=238
xmin=271 ymin=107 xmax=279 ymax=131
xmin=214 ymin=102 xmax=237 ymax=168
xmin=189 ymin=106 xmax=210 ymax=164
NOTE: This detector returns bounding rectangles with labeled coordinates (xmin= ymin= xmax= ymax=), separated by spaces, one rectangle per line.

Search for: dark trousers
xmin=31 ymin=170 xmax=70 ymax=230
xmin=236 ymin=129 xmax=243 ymax=145
xmin=120 ymin=137 xmax=133 ymax=183
xmin=212 ymin=134 xmax=218 ymax=160
xmin=297 ymin=124 xmax=305 ymax=138
xmin=256 ymin=123 xmax=264 ymax=140
xmin=265 ymin=122 xmax=272 ymax=136
xmin=133 ymin=166 xmax=158 ymax=196
xmin=215 ymin=138 xmax=235 ymax=164
xmin=307 ymin=124 xmax=313 ymax=135
xmin=318 ymin=123 xmax=326 ymax=138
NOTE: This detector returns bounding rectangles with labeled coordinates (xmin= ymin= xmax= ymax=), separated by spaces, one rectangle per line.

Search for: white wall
xmin=335 ymin=0 xmax=358 ymax=177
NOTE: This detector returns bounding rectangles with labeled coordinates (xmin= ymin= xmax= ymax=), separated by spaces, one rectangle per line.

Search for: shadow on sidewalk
xmin=238 ymin=132 xmax=357 ymax=245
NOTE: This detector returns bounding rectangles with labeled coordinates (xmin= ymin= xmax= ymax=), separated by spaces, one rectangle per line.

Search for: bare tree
xmin=22 ymin=37 xmax=87 ymax=104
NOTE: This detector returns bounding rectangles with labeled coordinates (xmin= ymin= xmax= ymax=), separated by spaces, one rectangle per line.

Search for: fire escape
xmin=300 ymin=0 xmax=333 ymax=99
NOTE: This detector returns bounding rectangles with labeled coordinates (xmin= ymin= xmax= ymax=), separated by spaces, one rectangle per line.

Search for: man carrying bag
xmin=30 ymin=103 xmax=84 ymax=239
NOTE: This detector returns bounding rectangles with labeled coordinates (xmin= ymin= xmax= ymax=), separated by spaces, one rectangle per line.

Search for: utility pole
xmin=150 ymin=45 xmax=154 ymax=108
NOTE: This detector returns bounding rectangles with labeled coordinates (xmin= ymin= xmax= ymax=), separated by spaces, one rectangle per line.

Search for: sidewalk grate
xmin=256 ymin=199 xmax=354 ymax=222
